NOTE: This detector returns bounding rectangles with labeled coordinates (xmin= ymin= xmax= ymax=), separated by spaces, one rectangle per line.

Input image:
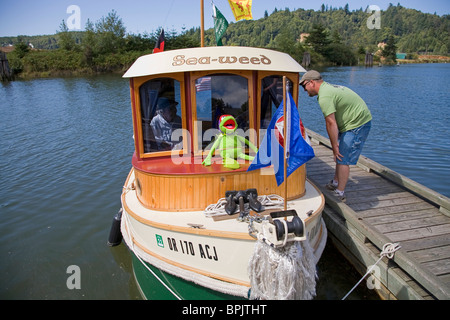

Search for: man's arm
xmin=325 ymin=113 xmax=343 ymax=162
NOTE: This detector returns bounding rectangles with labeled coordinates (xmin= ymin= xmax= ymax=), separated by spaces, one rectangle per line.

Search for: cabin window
xmin=260 ymin=75 xmax=293 ymax=129
xmin=194 ymin=74 xmax=250 ymax=151
xmin=139 ymin=78 xmax=183 ymax=153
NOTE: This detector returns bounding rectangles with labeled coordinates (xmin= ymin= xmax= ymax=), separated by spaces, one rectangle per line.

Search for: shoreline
xmin=396 ymin=54 xmax=450 ymax=64
xmin=4 ymin=58 xmax=449 ymax=81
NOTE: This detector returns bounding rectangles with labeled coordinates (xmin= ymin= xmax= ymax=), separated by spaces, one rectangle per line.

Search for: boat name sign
xmin=157 ymin=234 xmax=219 ymax=261
xmin=172 ymin=54 xmax=272 ymax=67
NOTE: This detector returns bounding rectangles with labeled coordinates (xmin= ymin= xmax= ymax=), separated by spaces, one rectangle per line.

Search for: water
xmin=1 ymin=64 xmax=448 ymax=300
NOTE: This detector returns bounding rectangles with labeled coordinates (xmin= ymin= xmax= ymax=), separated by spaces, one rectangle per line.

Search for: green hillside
xmin=1 ymin=4 xmax=448 ymax=78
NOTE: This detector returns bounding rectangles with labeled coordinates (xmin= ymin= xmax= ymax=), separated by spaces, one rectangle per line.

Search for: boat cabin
xmin=123 ymin=46 xmax=307 ymax=211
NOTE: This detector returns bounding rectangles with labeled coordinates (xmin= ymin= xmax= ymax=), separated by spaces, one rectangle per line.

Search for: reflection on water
xmin=1 ymin=64 xmax=448 ymax=299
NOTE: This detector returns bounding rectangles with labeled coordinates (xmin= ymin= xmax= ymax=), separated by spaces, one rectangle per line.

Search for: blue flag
xmin=247 ymin=93 xmax=315 ymax=186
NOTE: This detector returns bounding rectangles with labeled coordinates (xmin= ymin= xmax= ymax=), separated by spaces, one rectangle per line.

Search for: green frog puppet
xmin=202 ymin=115 xmax=258 ymax=169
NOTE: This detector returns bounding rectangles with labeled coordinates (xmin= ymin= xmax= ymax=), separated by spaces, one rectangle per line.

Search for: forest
xmin=1 ymin=3 xmax=449 ymax=78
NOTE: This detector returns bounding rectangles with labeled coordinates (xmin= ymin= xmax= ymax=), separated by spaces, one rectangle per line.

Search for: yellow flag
xmin=227 ymin=0 xmax=253 ymax=21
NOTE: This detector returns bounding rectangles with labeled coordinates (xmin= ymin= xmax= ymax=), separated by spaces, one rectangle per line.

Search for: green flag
xmin=212 ymin=3 xmax=228 ymax=46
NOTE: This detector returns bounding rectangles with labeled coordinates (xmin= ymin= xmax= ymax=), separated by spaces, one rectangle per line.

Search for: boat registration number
xmin=156 ymin=234 xmax=219 ymax=262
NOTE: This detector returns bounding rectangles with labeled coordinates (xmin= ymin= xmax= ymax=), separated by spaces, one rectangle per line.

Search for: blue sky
xmin=1 ymin=0 xmax=449 ymax=37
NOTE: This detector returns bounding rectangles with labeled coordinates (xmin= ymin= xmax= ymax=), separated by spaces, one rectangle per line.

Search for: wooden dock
xmin=306 ymin=129 xmax=450 ymax=300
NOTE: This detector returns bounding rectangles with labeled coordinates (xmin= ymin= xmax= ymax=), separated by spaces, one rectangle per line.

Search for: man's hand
xmin=325 ymin=113 xmax=343 ymax=162
xmin=332 ymin=145 xmax=343 ymax=162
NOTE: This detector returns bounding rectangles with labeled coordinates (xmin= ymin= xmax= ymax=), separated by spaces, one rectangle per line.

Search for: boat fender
xmin=107 ymin=209 xmax=123 ymax=247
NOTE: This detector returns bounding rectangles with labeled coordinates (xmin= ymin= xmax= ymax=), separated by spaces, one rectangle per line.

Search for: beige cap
xmin=300 ymin=70 xmax=322 ymax=85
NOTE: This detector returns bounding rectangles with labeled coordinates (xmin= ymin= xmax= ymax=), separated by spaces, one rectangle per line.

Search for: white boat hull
xmin=120 ymin=169 xmax=327 ymax=298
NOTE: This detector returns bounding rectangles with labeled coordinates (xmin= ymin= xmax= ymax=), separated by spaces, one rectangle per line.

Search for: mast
xmin=200 ymin=0 xmax=205 ymax=47
xmin=283 ymin=76 xmax=288 ymax=211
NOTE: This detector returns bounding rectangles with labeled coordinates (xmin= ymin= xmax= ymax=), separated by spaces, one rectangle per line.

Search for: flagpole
xmin=200 ymin=0 xmax=205 ymax=47
xmin=283 ymin=76 xmax=288 ymax=211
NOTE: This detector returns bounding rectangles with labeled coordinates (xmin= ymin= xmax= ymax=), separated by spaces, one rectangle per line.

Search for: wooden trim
xmin=304 ymin=177 xmax=326 ymax=225
xmin=129 ymin=78 xmax=142 ymax=158
xmin=190 ymin=73 xmax=200 ymax=154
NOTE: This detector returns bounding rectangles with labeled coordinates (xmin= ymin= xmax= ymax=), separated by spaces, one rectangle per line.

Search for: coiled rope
xmin=342 ymin=242 xmax=401 ymax=300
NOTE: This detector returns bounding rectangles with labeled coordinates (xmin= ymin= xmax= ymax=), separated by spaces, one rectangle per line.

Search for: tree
xmin=95 ymin=10 xmax=126 ymax=54
xmin=82 ymin=19 xmax=96 ymax=65
xmin=344 ymin=3 xmax=350 ymax=14
xmin=327 ymin=43 xmax=357 ymax=65
xmin=58 ymin=20 xmax=76 ymax=51
xmin=274 ymin=28 xmax=301 ymax=61
xmin=14 ymin=36 xmax=30 ymax=58
xmin=306 ymin=24 xmax=331 ymax=56
xmin=331 ymin=30 xmax=343 ymax=44
xmin=382 ymin=34 xmax=397 ymax=63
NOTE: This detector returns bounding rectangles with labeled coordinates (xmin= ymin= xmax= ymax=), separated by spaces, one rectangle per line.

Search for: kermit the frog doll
xmin=202 ymin=115 xmax=258 ymax=169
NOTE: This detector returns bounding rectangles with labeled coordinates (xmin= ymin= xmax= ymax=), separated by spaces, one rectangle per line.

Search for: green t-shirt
xmin=318 ymin=82 xmax=372 ymax=132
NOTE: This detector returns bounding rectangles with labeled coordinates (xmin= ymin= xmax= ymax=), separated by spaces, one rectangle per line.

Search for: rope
xmin=162 ymin=0 xmax=176 ymax=28
xmin=133 ymin=247 xmax=183 ymax=300
xmin=121 ymin=202 xmax=250 ymax=299
xmin=121 ymin=206 xmax=183 ymax=300
xmin=248 ymin=237 xmax=318 ymax=300
xmin=342 ymin=242 xmax=401 ymax=300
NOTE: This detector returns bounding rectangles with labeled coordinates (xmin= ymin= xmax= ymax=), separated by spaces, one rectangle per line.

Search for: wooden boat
xmin=116 ymin=46 xmax=327 ymax=300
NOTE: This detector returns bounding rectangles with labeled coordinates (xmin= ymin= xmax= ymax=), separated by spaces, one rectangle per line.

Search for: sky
xmin=1 ymin=0 xmax=449 ymax=37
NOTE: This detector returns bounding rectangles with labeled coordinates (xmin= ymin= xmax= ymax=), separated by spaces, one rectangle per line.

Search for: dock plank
xmin=364 ymin=209 xmax=442 ymax=225
xmin=372 ymin=216 xmax=450 ymax=234
xmin=358 ymin=202 xmax=437 ymax=218
xmin=400 ymin=234 xmax=450 ymax=252
xmin=384 ymin=225 xmax=450 ymax=242
xmin=408 ymin=246 xmax=450 ymax=264
xmin=347 ymin=194 xmax=426 ymax=212
xmin=422 ymin=259 xmax=450 ymax=276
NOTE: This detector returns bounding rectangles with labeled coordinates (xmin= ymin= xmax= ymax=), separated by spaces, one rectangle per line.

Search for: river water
xmin=0 ymin=63 xmax=448 ymax=300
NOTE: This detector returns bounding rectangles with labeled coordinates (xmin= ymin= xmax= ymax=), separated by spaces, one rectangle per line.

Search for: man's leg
xmin=336 ymin=164 xmax=350 ymax=192
xmin=333 ymin=121 xmax=371 ymax=197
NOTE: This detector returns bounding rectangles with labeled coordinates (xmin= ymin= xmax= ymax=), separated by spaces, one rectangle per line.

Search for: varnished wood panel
xmin=134 ymin=165 xmax=306 ymax=211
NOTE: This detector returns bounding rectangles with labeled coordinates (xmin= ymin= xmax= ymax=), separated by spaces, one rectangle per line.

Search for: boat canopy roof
xmin=123 ymin=46 xmax=306 ymax=78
